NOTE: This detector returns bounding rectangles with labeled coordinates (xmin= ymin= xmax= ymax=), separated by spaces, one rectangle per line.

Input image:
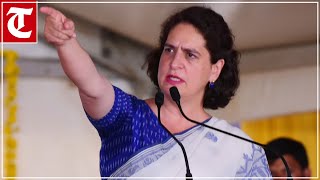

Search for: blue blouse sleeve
xmin=86 ymin=86 xmax=139 ymax=132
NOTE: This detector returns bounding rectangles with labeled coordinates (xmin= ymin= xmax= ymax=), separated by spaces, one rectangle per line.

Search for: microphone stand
xmin=169 ymin=86 xmax=292 ymax=179
xmin=155 ymin=91 xmax=193 ymax=180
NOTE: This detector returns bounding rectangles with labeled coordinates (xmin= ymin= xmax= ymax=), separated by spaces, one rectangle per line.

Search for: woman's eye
xmin=187 ymin=52 xmax=197 ymax=59
xmin=164 ymin=47 xmax=173 ymax=53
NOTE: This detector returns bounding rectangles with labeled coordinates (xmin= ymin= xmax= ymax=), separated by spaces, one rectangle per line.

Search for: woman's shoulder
xmin=113 ymin=86 xmax=146 ymax=104
xmin=107 ymin=85 xmax=155 ymax=117
xmin=207 ymin=117 xmax=251 ymax=141
xmin=206 ymin=117 xmax=261 ymax=152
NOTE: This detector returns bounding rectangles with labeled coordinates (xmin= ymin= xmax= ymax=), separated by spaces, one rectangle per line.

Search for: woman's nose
xmin=170 ymin=50 xmax=184 ymax=69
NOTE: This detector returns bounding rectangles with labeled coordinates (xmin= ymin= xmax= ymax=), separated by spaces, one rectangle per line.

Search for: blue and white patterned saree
xmin=87 ymin=86 xmax=271 ymax=179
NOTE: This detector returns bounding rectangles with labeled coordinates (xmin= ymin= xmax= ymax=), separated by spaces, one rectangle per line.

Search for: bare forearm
xmin=56 ymin=38 xmax=110 ymax=98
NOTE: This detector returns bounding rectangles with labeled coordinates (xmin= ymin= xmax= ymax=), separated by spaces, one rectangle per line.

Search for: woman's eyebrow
xmin=164 ymin=43 xmax=175 ymax=48
xmin=165 ymin=43 xmax=201 ymax=56
xmin=181 ymin=47 xmax=201 ymax=56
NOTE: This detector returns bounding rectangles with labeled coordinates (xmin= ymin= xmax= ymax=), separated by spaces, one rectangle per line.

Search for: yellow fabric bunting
xmin=3 ymin=50 xmax=19 ymax=179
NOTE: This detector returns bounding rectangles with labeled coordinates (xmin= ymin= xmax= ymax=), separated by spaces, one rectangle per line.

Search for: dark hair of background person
xmin=266 ymin=137 xmax=309 ymax=169
xmin=144 ymin=6 xmax=240 ymax=110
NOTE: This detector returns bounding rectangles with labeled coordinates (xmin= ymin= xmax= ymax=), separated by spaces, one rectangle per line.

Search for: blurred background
xmin=2 ymin=1 xmax=318 ymax=178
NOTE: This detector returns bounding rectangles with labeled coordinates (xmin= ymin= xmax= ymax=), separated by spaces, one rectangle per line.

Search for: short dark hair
xmin=145 ymin=6 xmax=240 ymax=110
xmin=266 ymin=137 xmax=309 ymax=169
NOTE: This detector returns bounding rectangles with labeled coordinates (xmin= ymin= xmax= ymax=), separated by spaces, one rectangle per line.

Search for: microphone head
xmin=169 ymin=86 xmax=181 ymax=102
xmin=155 ymin=91 xmax=164 ymax=107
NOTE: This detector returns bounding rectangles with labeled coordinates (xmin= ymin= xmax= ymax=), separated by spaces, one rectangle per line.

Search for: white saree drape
xmin=111 ymin=117 xmax=271 ymax=179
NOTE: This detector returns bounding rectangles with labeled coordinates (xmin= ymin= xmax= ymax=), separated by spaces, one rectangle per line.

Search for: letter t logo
xmin=7 ymin=7 xmax=33 ymax=38
xmin=2 ymin=2 xmax=37 ymax=43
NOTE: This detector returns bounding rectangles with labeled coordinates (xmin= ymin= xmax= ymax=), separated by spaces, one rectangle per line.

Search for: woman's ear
xmin=210 ymin=59 xmax=225 ymax=81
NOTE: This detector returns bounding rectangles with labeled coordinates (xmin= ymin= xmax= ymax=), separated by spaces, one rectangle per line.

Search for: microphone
xmin=155 ymin=91 xmax=193 ymax=179
xmin=169 ymin=86 xmax=292 ymax=179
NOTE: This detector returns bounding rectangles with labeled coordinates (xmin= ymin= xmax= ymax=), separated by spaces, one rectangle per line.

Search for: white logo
xmin=6 ymin=7 xmax=33 ymax=38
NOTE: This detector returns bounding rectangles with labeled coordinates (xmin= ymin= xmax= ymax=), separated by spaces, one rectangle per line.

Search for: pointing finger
xmin=40 ymin=6 xmax=64 ymax=19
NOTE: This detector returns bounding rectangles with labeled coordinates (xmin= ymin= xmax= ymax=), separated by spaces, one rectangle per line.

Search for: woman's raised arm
xmin=40 ymin=6 xmax=114 ymax=120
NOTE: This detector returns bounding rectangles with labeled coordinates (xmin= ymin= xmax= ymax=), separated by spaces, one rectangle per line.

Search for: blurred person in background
xmin=266 ymin=137 xmax=311 ymax=179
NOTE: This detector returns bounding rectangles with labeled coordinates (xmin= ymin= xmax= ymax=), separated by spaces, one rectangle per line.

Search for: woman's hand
xmin=40 ymin=6 xmax=76 ymax=46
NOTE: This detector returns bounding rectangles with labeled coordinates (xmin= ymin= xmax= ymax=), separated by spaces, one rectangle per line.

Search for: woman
xmin=40 ymin=5 xmax=271 ymax=178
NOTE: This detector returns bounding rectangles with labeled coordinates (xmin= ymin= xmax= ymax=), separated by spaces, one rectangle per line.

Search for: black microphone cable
xmin=155 ymin=91 xmax=193 ymax=180
xmin=169 ymin=86 xmax=292 ymax=179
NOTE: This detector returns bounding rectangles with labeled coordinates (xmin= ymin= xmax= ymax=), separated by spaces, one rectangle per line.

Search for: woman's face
xmin=158 ymin=23 xmax=218 ymax=100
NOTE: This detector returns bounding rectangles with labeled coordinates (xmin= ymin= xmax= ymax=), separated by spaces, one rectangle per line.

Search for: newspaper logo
xmin=2 ymin=2 xmax=37 ymax=43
